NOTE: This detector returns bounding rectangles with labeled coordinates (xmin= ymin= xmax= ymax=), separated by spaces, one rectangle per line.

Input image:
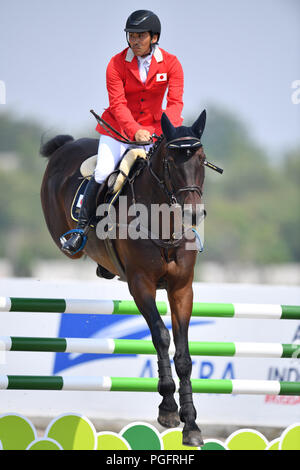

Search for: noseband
xmin=148 ymin=137 xmax=204 ymax=205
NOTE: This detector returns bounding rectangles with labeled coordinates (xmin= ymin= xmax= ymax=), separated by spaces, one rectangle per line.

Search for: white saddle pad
xmin=80 ymin=149 xmax=147 ymax=193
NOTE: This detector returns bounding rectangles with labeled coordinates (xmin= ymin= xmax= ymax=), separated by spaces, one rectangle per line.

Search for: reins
xmin=90 ymin=109 xmax=223 ymax=174
xmin=90 ymin=109 xmax=153 ymax=146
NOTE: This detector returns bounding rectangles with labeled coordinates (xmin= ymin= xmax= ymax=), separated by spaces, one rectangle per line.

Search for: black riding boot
xmin=61 ymin=176 xmax=100 ymax=255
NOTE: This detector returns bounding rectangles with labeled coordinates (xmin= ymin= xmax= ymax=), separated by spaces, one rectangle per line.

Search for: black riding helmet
xmin=124 ymin=10 xmax=161 ymax=43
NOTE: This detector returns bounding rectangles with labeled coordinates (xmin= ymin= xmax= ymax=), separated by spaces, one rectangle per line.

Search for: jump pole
xmin=0 ymin=376 xmax=299 ymax=395
xmin=1 ymin=297 xmax=299 ymax=319
xmin=1 ymin=336 xmax=299 ymax=358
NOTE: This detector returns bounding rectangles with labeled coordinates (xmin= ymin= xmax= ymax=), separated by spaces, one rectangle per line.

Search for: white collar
xmin=125 ymin=44 xmax=163 ymax=63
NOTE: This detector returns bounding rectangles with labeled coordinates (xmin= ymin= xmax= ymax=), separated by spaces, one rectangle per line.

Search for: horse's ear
xmin=161 ymin=112 xmax=176 ymax=141
xmin=191 ymin=110 xmax=206 ymax=139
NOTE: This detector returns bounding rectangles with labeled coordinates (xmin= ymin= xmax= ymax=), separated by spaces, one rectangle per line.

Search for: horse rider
xmin=61 ymin=9 xmax=184 ymax=255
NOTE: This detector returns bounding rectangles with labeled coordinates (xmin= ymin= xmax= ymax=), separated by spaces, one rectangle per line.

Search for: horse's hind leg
xmin=128 ymin=275 xmax=180 ymax=428
xmin=167 ymin=282 xmax=204 ymax=447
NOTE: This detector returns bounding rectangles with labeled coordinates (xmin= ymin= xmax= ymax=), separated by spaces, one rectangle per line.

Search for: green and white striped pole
xmin=1 ymin=297 xmax=299 ymax=319
xmin=1 ymin=336 xmax=299 ymax=358
xmin=0 ymin=376 xmax=299 ymax=395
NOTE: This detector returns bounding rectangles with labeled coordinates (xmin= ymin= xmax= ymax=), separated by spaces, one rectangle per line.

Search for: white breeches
xmin=94 ymin=135 xmax=153 ymax=184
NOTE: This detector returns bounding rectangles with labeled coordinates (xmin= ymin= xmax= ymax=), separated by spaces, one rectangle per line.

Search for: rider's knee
xmin=94 ymin=161 xmax=114 ymax=184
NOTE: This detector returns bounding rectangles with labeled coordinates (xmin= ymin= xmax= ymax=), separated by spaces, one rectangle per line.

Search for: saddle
xmin=80 ymin=148 xmax=147 ymax=190
xmin=71 ymin=148 xmax=147 ymax=223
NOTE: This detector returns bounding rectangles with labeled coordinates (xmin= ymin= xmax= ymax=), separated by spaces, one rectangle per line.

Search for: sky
xmin=0 ymin=0 xmax=299 ymax=159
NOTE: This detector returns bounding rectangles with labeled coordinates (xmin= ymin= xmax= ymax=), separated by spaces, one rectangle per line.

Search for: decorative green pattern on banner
xmin=45 ymin=415 xmax=97 ymax=450
xmin=121 ymin=423 xmax=162 ymax=450
xmin=0 ymin=414 xmax=299 ymax=450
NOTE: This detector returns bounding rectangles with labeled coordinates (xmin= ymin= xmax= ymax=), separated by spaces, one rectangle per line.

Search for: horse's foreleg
xmin=128 ymin=275 xmax=180 ymax=428
xmin=168 ymin=283 xmax=203 ymax=447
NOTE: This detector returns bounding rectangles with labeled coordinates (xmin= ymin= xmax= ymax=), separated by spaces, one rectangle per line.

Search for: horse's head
xmin=160 ymin=111 xmax=207 ymax=225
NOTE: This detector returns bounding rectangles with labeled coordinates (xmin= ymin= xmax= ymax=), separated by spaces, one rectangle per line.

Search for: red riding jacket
xmin=96 ymin=46 xmax=184 ymax=140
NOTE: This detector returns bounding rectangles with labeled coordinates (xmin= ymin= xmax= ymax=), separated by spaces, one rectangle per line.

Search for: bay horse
xmin=40 ymin=111 xmax=210 ymax=446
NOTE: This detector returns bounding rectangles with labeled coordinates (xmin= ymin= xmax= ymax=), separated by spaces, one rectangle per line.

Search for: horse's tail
xmin=40 ymin=134 xmax=74 ymax=158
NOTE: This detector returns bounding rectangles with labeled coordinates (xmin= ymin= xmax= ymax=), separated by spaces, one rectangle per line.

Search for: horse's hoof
xmin=96 ymin=264 xmax=116 ymax=279
xmin=182 ymin=429 xmax=204 ymax=447
xmin=157 ymin=409 xmax=180 ymax=428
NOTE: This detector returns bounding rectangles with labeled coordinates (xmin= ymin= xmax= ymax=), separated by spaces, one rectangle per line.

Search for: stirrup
xmin=60 ymin=228 xmax=87 ymax=255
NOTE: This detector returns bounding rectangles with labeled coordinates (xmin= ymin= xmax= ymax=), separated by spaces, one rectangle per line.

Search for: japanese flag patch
xmin=156 ymin=73 xmax=167 ymax=82
xmin=76 ymin=194 xmax=84 ymax=208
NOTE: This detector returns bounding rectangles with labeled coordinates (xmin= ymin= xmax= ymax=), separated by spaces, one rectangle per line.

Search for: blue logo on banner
xmin=53 ymin=314 xmax=213 ymax=374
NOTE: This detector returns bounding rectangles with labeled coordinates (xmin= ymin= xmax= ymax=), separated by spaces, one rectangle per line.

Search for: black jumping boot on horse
xmin=61 ymin=175 xmax=100 ymax=255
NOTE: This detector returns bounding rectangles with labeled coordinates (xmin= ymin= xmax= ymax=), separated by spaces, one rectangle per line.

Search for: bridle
xmin=148 ymin=136 xmax=204 ymax=206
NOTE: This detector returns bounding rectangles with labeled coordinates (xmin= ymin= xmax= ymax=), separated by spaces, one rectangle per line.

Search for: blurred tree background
xmin=0 ymin=107 xmax=299 ymax=277
xmin=195 ymin=106 xmax=300 ymax=267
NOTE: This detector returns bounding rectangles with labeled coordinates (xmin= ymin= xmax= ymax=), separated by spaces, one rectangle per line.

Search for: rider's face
xmin=128 ymin=32 xmax=158 ymax=57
